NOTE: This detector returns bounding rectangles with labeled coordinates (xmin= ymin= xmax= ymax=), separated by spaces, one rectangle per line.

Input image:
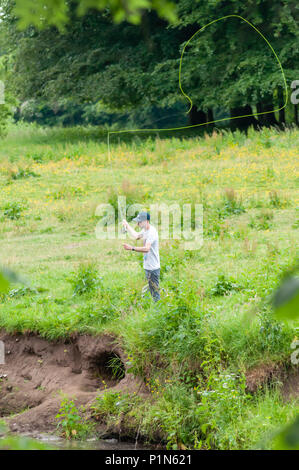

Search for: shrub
xmin=217 ymin=189 xmax=246 ymax=218
xmin=91 ymin=391 xmax=141 ymax=424
xmin=249 ymin=209 xmax=274 ymax=230
xmin=2 ymin=202 xmax=25 ymax=220
xmin=68 ymin=262 xmax=102 ymax=296
xmin=210 ymin=274 xmax=243 ymax=296
xmin=55 ymin=397 xmax=94 ymax=440
xmin=8 ymin=167 xmax=39 ymax=180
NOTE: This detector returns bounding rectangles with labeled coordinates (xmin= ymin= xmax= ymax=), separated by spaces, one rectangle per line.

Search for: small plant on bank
xmin=55 ymin=397 xmax=94 ymax=440
xmin=217 ymin=189 xmax=246 ymax=218
xmin=269 ymin=190 xmax=282 ymax=208
xmin=210 ymin=274 xmax=243 ymax=296
xmin=68 ymin=262 xmax=102 ymax=297
xmin=248 ymin=209 xmax=274 ymax=231
xmin=8 ymin=167 xmax=39 ymax=181
xmin=90 ymin=391 xmax=140 ymax=424
xmin=107 ymin=354 xmax=126 ymax=380
xmin=2 ymin=202 xmax=25 ymax=220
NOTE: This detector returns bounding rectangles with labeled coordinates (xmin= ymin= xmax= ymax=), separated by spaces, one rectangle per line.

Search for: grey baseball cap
xmin=132 ymin=211 xmax=150 ymax=223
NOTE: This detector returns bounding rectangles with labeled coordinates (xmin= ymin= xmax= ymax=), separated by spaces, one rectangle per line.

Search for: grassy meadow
xmin=0 ymin=122 xmax=298 ymax=449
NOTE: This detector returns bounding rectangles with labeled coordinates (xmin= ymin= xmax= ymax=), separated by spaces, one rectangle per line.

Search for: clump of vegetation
xmin=8 ymin=167 xmax=39 ymax=180
xmin=158 ymin=241 xmax=186 ymax=280
xmin=210 ymin=274 xmax=243 ymax=296
xmin=68 ymin=262 xmax=102 ymax=296
xmin=217 ymin=189 xmax=246 ymax=218
xmin=269 ymin=190 xmax=282 ymax=208
xmin=56 ymin=397 xmax=94 ymax=440
xmin=48 ymin=185 xmax=85 ymax=200
xmin=249 ymin=209 xmax=274 ymax=230
xmin=90 ymin=391 xmax=141 ymax=429
xmin=2 ymin=202 xmax=25 ymax=220
xmin=107 ymin=354 xmax=126 ymax=380
xmin=8 ymin=286 xmax=39 ymax=298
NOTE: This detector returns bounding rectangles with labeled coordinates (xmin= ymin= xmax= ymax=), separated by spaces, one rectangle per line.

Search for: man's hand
xmin=123 ymin=243 xmax=133 ymax=251
xmin=122 ymin=219 xmax=129 ymax=229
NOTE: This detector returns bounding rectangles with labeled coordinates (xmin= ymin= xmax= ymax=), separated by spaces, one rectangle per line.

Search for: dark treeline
xmin=0 ymin=0 xmax=298 ymax=131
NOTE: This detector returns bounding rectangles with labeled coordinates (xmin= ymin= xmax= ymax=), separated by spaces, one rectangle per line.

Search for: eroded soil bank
xmin=0 ymin=330 xmax=298 ymax=444
xmin=0 ymin=330 xmax=149 ymax=437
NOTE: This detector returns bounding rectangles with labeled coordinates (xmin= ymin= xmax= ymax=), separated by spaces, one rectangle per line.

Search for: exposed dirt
xmin=0 ymin=331 xmax=148 ymax=435
xmin=1 ymin=331 xmax=298 ymax=439
xmin=245 ymin=361 xmax=299 ymax=399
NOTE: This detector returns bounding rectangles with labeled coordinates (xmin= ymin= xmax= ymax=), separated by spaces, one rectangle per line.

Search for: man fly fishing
xmin=122 ymin=211 xmax=160 ymax=302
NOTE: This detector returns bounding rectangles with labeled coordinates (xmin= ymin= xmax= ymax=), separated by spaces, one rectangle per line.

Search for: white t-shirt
xmin=140 ymin=225 xmax=160 ymax=270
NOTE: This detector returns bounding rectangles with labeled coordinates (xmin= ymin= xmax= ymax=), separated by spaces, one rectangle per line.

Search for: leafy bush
xmin=9 ymin=167 xmax=39 ymax=180
xmin=68 ymin=262 xmax=102 ymax=296
xmin=2 ymin=202 xmax=25 ymax=220
xmin=249 ymin=209 xmax=274 ymax=230
xmin=269 ymin=190 xmax=282 ymax=208
xmin=217 ymin=189 xmax=246 ymax=218
xmin=210 ymin=274 xmax=243 ymax=296
xmin=91 ymin=391 xmax=141 ymax=424
xmin=8 ymin=286 xmax=39 ymax=298
xmin=56 ymin=397 xmax=94 ymax=440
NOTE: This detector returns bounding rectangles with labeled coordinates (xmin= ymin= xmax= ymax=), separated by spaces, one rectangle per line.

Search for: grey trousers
xmin=145 ymin=268 xmax=160 ymax=302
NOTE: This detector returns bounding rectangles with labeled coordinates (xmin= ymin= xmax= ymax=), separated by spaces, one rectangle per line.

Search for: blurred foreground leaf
xmin=273 ymin=416 xmax=299 ymax=450
xmin=273 ymin=276 xmax=299 ymax=321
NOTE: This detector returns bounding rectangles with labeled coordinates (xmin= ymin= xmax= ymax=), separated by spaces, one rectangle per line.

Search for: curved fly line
xmin=107 ymin=14 xmax=288 ymax=162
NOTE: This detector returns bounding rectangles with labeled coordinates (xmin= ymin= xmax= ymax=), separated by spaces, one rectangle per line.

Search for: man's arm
xmin=122 ymin=219 xmax=143 ymax=240
xmin=123 ymin=241 xmax=151 ymax=252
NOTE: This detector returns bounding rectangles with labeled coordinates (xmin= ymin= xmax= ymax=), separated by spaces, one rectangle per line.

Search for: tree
xmin=3 ymin=0 xmax=177 ymax=29
xmin=0 ymin=25 xmax=14 ymax=136
xmin=1 ymin=0 xmax=298 ymax=130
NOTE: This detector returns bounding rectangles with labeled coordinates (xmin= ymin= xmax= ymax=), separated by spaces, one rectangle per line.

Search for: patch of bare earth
xmin=0 ymin=331 xmax=148 ymax=434
xmin=246 ymin=361 xmax=299 ymax=399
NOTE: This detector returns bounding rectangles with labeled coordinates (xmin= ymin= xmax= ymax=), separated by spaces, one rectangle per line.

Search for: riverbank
xmin=0 ymin=124 xmax=298 ymax=449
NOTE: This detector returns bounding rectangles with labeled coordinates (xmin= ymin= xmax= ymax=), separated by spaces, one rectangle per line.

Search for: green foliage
xmin=9 ymin=167 xmax=39 ymax=180
xmin=0 ymin=103 xmax=11 ymax=137
xmin=273 ymin=416 xmax=299 ymax=450
xmin=159 ymin=242 xmax=186 ymax=280
xmin=107 ymin=354 xmax=126 ymax=380
xmin=195 ymin=371 xmax=251 ymax=449
xmin=269 ymin=190 xmax=282 ymax=208
xmin=91 ymin=391 xmax=121 ymax=419
xmin=249 ymin=209 xmax=274 ymax=231
xmin=8 ymin=286 xmax=39 ymax=298
xmin=55 ymin=396 xmax=94 ymax=439
xmin=11 ymin=0 xmax=177 ymax=30
xmin=90 ymin=390 xmax=141 ymax=424
xmin=2 ymin=201 xmax=25 ymax=220
xmin=273 ymin=275 xmax=299 ymax=321
xmin=0 ymin=271 xmax=10 ymax=293
xmin=68 ymin=262 xmax=102 ymax=296
xmin=217 ymin=189 xmax=246 ymax=218
xmin=210 ymin=274 xmax=243 ymax=296
xmin=2 ymin=1 xmax=298 ymax=129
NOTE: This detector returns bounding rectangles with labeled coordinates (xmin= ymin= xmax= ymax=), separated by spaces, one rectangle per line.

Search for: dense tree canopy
xmin=0 ymin=0 xmax=298 ymax=129
xmin=1 ymin=0 xmax=177 ymax=28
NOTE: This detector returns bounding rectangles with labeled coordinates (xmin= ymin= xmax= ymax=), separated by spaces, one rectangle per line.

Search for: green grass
xmin=0 ymin=122 xmax=298 ymax=449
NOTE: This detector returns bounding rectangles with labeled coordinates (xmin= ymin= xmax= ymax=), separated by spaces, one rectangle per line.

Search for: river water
xmin=15 ymin=432 xmax=151 ymax=450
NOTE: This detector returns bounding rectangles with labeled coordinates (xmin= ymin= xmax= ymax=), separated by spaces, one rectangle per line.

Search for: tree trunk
xmin=230 ymin=105 xmax=258 ymax=131
xmin=188 ymin=105 xmax=207 ymax=126
xmin=207 ymin=108 xmax=215 ymax=129
xmin=295 ymin=104 xmax=298 ymax=127
xmin=278 ymin=87 xmax=285 ymax=127
xmin=256 ymin=101 xmax=279 ymax=127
